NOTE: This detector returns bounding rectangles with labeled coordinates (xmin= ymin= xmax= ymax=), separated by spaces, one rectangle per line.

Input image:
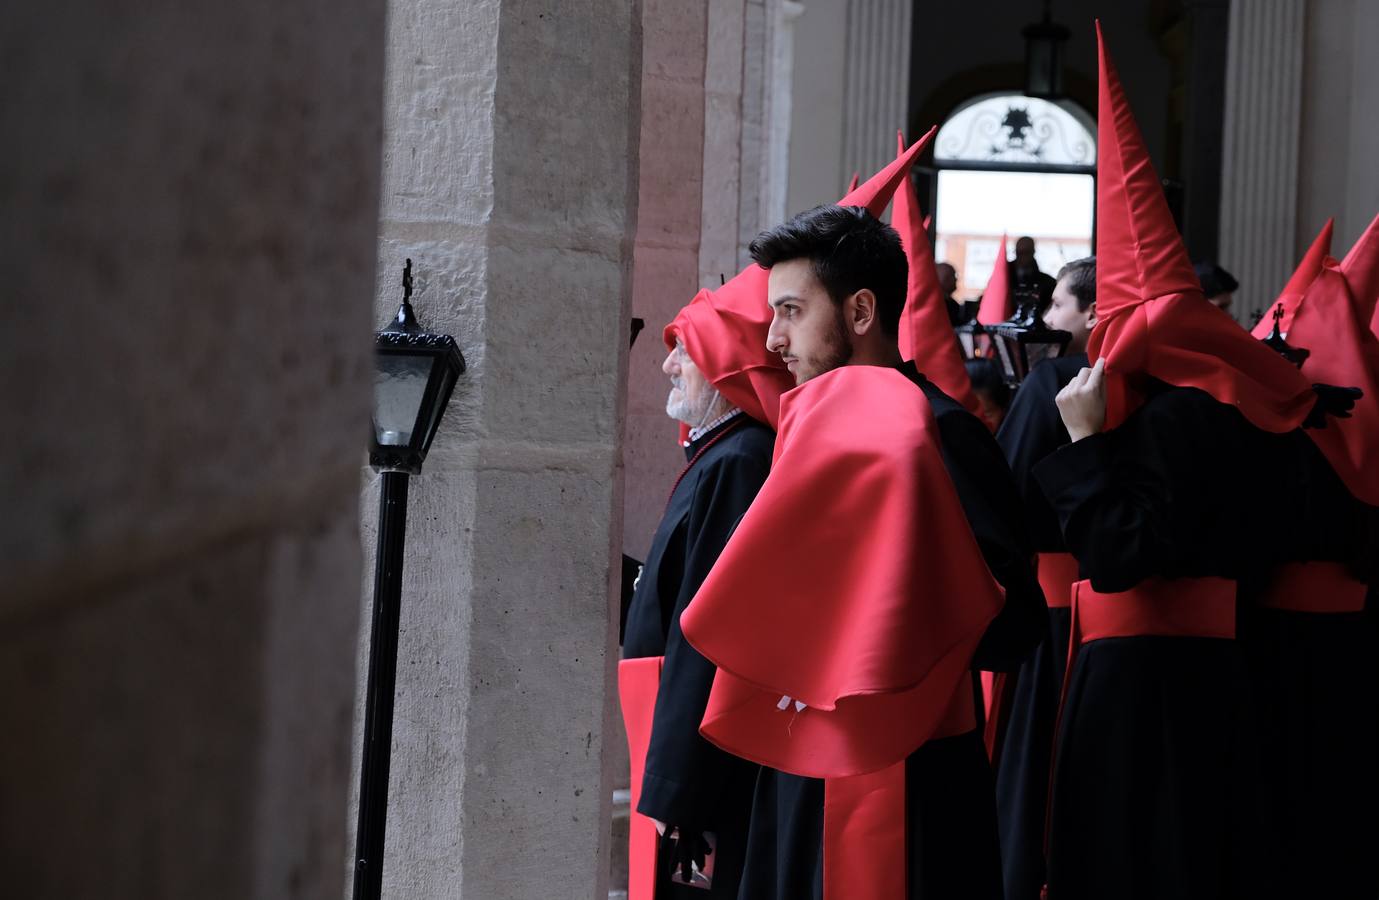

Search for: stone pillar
xmin=0 ymin=1 xmax=386 ymax=897
xmin=361 ymin=2 xmax=641 ymax=898
xmin=624 ymin=0 xmax=710 ymax=563
xmin=701 ymin=0 xmax=750 ymax=286
xmin=1297 ymin=0 xmax=1379 ymax=255
xmin=841 ymin=0 xmax=913 ymax=194
xmin=1218 ymin=0 xmax=1306 ymax=322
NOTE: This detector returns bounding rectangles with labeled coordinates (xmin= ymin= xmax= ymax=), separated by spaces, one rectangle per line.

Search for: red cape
xmin=1090 ymin=22 xmax=1315 ymax=431
xmin=1252 ymin=217 xmax=1379 ymax=504
xmin=892 ymin=131 xmax=980 ymax=415
xmin=680 ymin=365 xmax=1003 ymax=778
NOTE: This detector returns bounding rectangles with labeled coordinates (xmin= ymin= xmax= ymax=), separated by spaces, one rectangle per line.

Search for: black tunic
xmin=1032 ymin=384 xmax=1301 ymax=900
xmin=623 ymin=415 xmax=775 ymax=899
xmin=738 ymin=365 xmax=1043 ymax=900
xmin=1236 ymin=433 xmax=1378 ymax=900
xmin=991 ymin=352 xmax=1086 ymax=900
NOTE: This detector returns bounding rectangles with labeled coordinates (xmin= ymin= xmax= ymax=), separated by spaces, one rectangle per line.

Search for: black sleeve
xmin=934 ymin=408 xmax=1048 ymax=672
xmin=637 ymin=448 xmax=771 ymax=826
xmin=996 ymin=360 xmax=1073 ymax=550
xmin=1031 ymin=391 xmax=1245 ymax=592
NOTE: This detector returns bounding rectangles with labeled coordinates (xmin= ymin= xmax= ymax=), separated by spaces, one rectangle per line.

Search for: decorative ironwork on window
xmin=935 ymin=93 xmax=1095 ymax=166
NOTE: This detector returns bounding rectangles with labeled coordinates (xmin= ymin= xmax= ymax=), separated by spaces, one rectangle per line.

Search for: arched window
xmin=930 ymin=92 xmax=1096 ymax=299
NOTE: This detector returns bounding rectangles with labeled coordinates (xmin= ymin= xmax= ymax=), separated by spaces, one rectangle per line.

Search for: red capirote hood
xmin=1253 ymin=215 xmax=1379 ymax=504
xmin=1088 ymin=21 xmax=1315 ymax=432
xmin=891 ymin=130 xmax=980 ymax=415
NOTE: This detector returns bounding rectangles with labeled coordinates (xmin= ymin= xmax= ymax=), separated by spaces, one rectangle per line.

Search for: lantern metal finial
xmin=386 ymin=258 xmax=421 ymax=335
xmin=1261 ymin=302 xmax=1311 ymax=368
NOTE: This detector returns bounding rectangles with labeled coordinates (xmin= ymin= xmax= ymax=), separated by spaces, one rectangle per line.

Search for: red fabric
xmin=1342 ymin=210 xmax=1379 ymax=327
xmin=823 ymin=674 xmax=975 ymax=900
xmin=1071 ymin=577 xmax=1236 ymax=645
xmin=666 ymin=268 xmax=794 ymax=430
xmin=892 ymin=131 xmax=980 ymax=414
xmin=1251 ymin=216 xmax=1379 ymax=504
xmin=1253 ymin=561 xmax=1368 ymax=613
xmin=839 ymin=127 xmax=936 ymax=219
xmin=824 ymin=764 xmax=908 ymax=900
xmin=618 ymin=657 xmax=664 ymax=900
xmin=680 ymin=365 xmax=1003 ymax=778
xmin=1089 ymin=22 xmax=1316 ymax=432
xmin=976 ymin=233 xmax=1011 ymax=326
xmin=1037 ymin=552 xmax=1079 ymax=609
xmin=846 ymin=172 xmax=859 ymax=193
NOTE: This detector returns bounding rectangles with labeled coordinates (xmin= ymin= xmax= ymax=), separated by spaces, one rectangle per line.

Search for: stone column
xmin=0 ymin=1 xmax=386 ymax=897
xmin=1218 ymin=0 xmax=1306 ymax=322
xmin=700 ymin=0 xmax=750 ymax=286
xmin=841 ymin=0 xmax=913 ymax=195
xmin=360 ymin=1 xmax=641 ymax=898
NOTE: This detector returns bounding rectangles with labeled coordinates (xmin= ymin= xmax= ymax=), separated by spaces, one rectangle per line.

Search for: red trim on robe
xmin=618 ymin=657 xmax=663 ymax=900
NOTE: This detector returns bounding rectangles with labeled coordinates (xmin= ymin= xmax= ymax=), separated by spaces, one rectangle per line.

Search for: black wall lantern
xmin=1022 ymin=0 xmax=1070 ymax=99
xmin=354 ymin=259 xmax=465 ymax=900
xmin=987 ymin=285 xmax=1072 ymax=386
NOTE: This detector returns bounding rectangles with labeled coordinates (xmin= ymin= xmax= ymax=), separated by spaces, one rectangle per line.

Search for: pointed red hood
xmin=1087 ymin=22 xmax=1315 ymax=431
xmin=839 ymin=128 xmax=935 ymax=219
xmin=976 ymin=234 xmax=1011 ymax=326
xmin=1341 ymin=210 xmax=1379 ymax=330
xmin=846 ymin=172 xmax=859 ymax=193
xmin=891 ymin=131 xmax=980 ymax=414
xmin=681 ymin=366 xmax=1002 ymax=777
xmin=1251 ymin=215 xmax=1379 ymax=504
xmin=665 ymin=269 xmax=794 ymax=430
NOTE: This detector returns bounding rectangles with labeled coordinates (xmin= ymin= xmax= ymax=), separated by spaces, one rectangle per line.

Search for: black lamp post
xmin=987 ymin=285 xmax=1072 ymax=387
xmin=954 ymin=318 xmax=986 ymax=360
xmin=1022 ymin=0 xmax=1070 ymax=99
xmin=353 ymin=259 xmax=466 ymax=900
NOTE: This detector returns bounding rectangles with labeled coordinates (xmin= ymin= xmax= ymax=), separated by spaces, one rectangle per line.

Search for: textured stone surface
xmin=358 ymin=1 xmax=641 ymax=897
xmin=0 ymin=0 xmax=384 ymax=896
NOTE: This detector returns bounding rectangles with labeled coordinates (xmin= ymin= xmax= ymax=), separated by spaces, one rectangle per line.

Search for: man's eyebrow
xmin=769 ymin=294 xmax=804 ymax=309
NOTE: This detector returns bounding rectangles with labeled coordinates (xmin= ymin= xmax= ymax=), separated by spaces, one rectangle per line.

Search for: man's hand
xmin=665 ymin=826 xmax=713 ymax=885
xmin=1055 ymin=357 xmax=1107 ymax=442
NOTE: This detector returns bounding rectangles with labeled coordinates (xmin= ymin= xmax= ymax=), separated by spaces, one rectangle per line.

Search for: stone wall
xmin=0 ymin=0 xmax=387 ymax=896
xmin=358 ymin=1 xmax=643 ymax=897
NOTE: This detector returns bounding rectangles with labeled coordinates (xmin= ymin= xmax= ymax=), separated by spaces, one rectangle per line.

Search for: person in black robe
xmin=735 ymin=203 xmax=1043 ymax=900
xmin=1236 ymin=431 xmax=1377 ymax=899
xmin=990 ymin=256 xmax=1095 ymax=900
xmin=1032 ymin=371 xmax=1362 ymax=900
xmin=622 ymin=338 xmax=778 ymax=899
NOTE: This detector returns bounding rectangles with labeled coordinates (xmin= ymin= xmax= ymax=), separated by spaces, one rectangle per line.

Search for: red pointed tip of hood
xmin=1094 ymin=24 xmax=1201 ymax=320
xmin=1283 ymin=219 xmax=1334 ymax=299
xmin=846 ymin=172 xmax=859 ymax=193
xmin=839 ymin=126 xmax=936 ymax=218
xmin=1341 ymin=210 xmax=1379 ymax=324
xmin=892 ymin=128 xmax=980 ymax=413
xmin=976 ymin=234 xmax=1011 ymax=325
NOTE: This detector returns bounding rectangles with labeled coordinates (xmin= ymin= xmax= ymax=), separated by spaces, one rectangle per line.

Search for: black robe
xmin=1032 ymin=383 xmax=1307 ymax=900
xmin=991 ymin=352 xmax=1086 ymax=900
xmin=623 ymin=415 xmax=775 ymax=899
xmin=738 ymin=365 xmax=1044 ymax=900
xmin=1236 ymin=433 xmax=1378 ymax=900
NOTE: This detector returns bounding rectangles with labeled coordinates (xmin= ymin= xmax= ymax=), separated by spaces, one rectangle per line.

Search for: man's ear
xmin=1085 ymin=302 xmax=1097 ymax=329
xmin=848 ymin=289 xmax=878 ymax=335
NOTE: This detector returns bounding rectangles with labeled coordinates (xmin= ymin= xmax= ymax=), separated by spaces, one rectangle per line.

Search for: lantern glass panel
xmin=374 ymin=352 xmax=433 ymax=447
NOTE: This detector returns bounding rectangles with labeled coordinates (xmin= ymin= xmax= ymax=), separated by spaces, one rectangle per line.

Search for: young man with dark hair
xmin=679 ymin=202 xmax=1043 ymax=900
xmin=990 ymin=255 xmax=1095 ymax=900
xmin=1042 ymin=257 xmax=1097 ymax=354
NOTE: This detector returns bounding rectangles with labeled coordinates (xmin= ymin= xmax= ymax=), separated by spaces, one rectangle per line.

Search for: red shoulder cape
xmin=680 ymin=365 xmax=1003 ymax=777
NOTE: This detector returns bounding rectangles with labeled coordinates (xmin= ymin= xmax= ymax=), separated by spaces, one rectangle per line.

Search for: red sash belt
xmin=1037 ymin=552 xmax=1079 ymax=609
xmin=1254 ymin=561 xmax=1367 ymax=613
xmin=1072 ymin=576 xmax=1236 ymax=645
xmin=618 ymin=657 xmax=663 ymax=900
xmin=823 ymin=680 xmax=976 ymax=900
